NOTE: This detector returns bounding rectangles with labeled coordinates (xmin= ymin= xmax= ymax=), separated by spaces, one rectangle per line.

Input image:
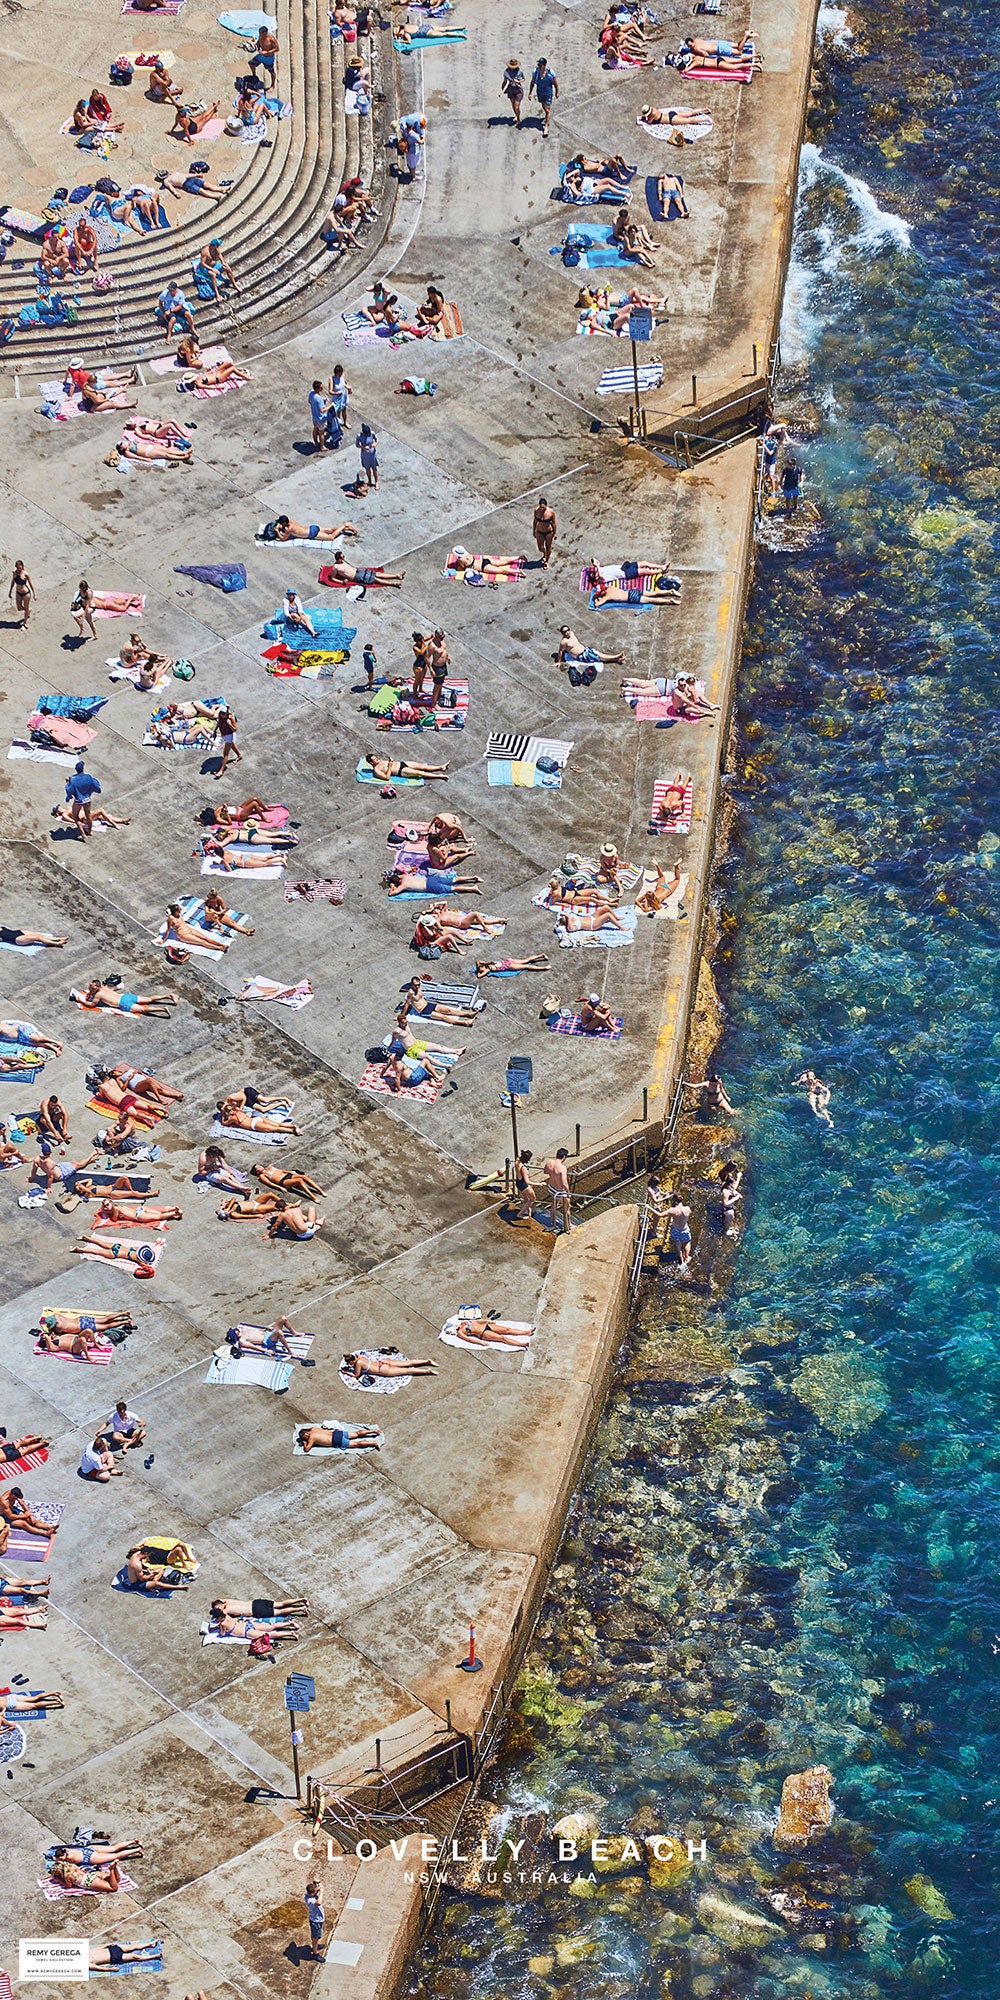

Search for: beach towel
xmin=204 ymin=1348 xmax=292 ymax=1390
xmin=155 ymin=894 xmax=248 ymax=952
xmin=582 ymin=563 xmax=682 ymax=609
xmin=6 ymin=1501 xmax=63 ymax=1564
xmin=237 ymin=975 xmax=314 ymax=1008
xmin=339 ymin=1348 xmax=411 ymax=1393
xmin=174 ymin=562 xmax=246 ymax=592
xmin=283 ymin=877 xmax=346 ymax=904
xmin=649 ymin=775 xmax=693 ymax=832
xmin=439 ymin=1309 xmax=535 ymax=1353
xmin=372 ymin=680 xmax=470 ymax=731
xmin=550 ymin=222 xmax=638 ymax=270
xmin=637 ymin=108 xmax=713 ymax=142
xmin=9 ymin=738 xmax=81 ymax=768
xmin=484 ymin=732 xmax=572 ymax=766
xmin=405 ymin=979 xmax=482 ymax=1009
xmin=261 ymin=606 xmax=356 ymax=651
xmin=41 ymin=1872 xmax=137 ymax=1903
xmin=678 ymin=39 xmax=755 ymax=81
xmin=359 ymin=1060 xmax=443 ymax=1104
xmin=0 ymin=205 xmax=46 ymax=238
xmin=209 ymin=1119 xmax=287 ymax=1145
xmin=429 ymin=302 xmax=464 ymax=339
xmin=443 ymin=548 xmax=525 ymax=583
xmin=550 ymin=1009 xmax=623 ymax=1041
xmin=200 ymin=856 xmax=284 ymax=879
xmin=634 ymin=867 xmax=689 ymax=917
xmin=596 ymin=361 xmax=663 ymax=395
xmin=394 ymin=26 xmax=466 ymax=47
xmin=228 ymin=1320 xmax=313 ymax=1357
xmin=488 ymin=760 xmax=563 ymax=789
xmin=356 ymin=759 xmax=424 ymax=787
xmin=0 ymin=1722 xmax=26 ymax=1765
xmin=89 ymin=1945 xmax=165 ymax=1977
xmin=122 ymin=0 xmax=184 ymax=11
xmin=218 ymin=7 xmax=275 ymax=29
xmin=75 ymin=1237 xmax=165 ymax=1276
xmin=34 ymin=1336 xmax=113 ymax=1363
xmin=200 ymin=1615 xmax=291 ymax=1643
xmin=555 ymin=906 xmax=639 ymax=949
xmin=92 ymin=592 xmax=145 ymax=617
xmin=0 ymin=1446 xmax=49 ymax=1483
xmin=0 ymin=938 xmax=45 ymax=955
xmin=107 ymin=656 xmax=171 ymax=690
xmin=36 ymin=693 xmax=107 ymax=721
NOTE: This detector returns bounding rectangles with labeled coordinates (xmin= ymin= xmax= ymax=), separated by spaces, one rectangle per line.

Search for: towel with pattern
xmin=41 ymin=1871 xmax=137 ymax=1902
xmin=0 ymin=1446 xmax=49 ymax=1482
xmin=637 ymin=107 xmax=713 ymax=142
xmin=209 ymin=1119 xmax=287 ymax=1145
xmin=649 ymin=774 xmax=693 ymax=833
xmin=283 ymin=878 xmax=346 ymax=903
xmin=678 ymin=38 xmax=756 ymax=81
xmin=155 ymin=894 xmax=248 ymax=952
xmin=369 ymin=679 xmax=470 ymax=730
xmin=359 ymin=1059 xmax=443 ymax=1103
xmin=6 ymin=1500 xmax=63 ymax=1563
xmin=596 ymin=361 xmax=663 ymax=394
xmin=339 ymin=1347 xmax=411 ymax=1393
xmin=402 ymin=978 xmax=482 ymax=1009
xmin=237 ymin=975 xmax=314 ymax=1008
xmin=204 ymin=1348 xmax=292 ymax=1390
xmin=549 ymin=1009 xmax=623 ymax=1041
xmin=34 ymin=1335 xmax=113 ymax=1363
xmin=443 ymin=548 xmax=525 ymax=583
xmin=487 ymin=760 xmax=562 ymax=789
xmin=484 ymin=733 xmax=573 ymax=766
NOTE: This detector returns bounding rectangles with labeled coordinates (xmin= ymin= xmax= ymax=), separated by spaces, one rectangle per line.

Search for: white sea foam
xmin=817 ymin=4 xmax=852 ymax=48
xmin=780 ymin=145 xmax=912 ymax=358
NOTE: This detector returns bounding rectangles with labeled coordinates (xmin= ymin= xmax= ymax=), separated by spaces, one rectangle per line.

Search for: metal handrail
xmin=629 ymin=1204 xmax=651 ymax=1294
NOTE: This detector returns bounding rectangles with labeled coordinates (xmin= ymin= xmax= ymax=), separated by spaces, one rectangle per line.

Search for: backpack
xmin=109 ymin=59 xmax=134 ymax=84
xmin=172 ymin=658 xmax=195 ymax=679
xmin=248 ymin=1632 xmax=274 ymax=1658
xmin=416 ymin=943 xmax=442 ymax=960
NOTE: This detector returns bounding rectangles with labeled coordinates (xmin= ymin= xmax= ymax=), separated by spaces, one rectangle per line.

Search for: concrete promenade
xmin=0 ymin=0 xmax=818 ymax=1989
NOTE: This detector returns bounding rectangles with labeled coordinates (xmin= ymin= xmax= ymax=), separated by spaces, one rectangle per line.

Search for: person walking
xmin=65 ymin=759 xmax=101 ymax=839
xmin=781 ymin=454 xmax=802 ymax=520
xmin=544 ymin=1147 xmax=572 ymax=1232
xmin=532 ymin=496 xmax=557 ymax=567
xmin=356 ymin=420 xmax=379 ymax=488
xmin=304 ymin=1879 xmax=325 ymax=1960
xmin=513 ymin=1148 xmax=536 ymax=1224
xmin=528 ymin=56 xmax=558 ymax=136
xmin=9 ymin=559 xmax=35 ymax=627
xmin=309 ymin=378 xmax=330 ymax=451
xmin=665 ymin=1190 xmax=693 ymax=1270
xmin=499 ymin=58 xmax=525 ymax=127
xmin=213 ymin=704 xmax=242 ymax=777
xmin=70 ymin=579 xmax=97 ymax=641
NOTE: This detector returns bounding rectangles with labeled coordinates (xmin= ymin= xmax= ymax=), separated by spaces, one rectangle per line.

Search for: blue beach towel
xmin=35 ymin=694 xmax=107 ymax=720
xmin=174 ymin=562 xmax=247 ymax=593
xmin=218 ymin=8 xmax=276 ymax=30
xmin=550 ymin=222 xmax=638 ymax=270
xmin=262 ymin=606 xmax=356 ymax=650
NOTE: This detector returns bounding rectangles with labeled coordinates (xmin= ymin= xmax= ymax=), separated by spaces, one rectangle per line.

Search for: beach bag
xmin=562 ymin=243 xmax=581 ymax=267
xmin=172 ymin=659 xmax=195 ymax=679
xmin=416 ymin=943 xmax=442 ymax=960
xmin=109 ymin=58 xmax=134 ymax=84
xmin=537 ymin=755 xmax=559 ymax=774
xmin=248 ymin=1632 xmax=274 ymax=1658
xmin=568 ymin=663 xmax=598 ymax=687
xmin=95 ymin=177 xmax=120 ymax=195
xmin=92 ymin=271 xmax=113 ymax=291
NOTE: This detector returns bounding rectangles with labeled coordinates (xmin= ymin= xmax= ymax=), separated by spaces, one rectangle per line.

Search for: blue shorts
xmin=254 ymin=52 xmax=276 ymax=72
xmin=120 ymin=994 xmax=138 ymax=1012
xmin=331 ymin=1428 xmax=350 ymax=1451
xmin=424 ymin=868 xmax=453 ymax=895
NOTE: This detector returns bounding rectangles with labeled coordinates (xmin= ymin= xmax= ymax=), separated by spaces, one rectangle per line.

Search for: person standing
xmin=213 ymin=704 xmax=242 ymax=777
xmin=248 ymin=24 xmax=279 ymax=83
xmin=304 ymin=1879 xmax=325 ymax=1960
xmin=411 ymin=632 xmax=431 ymax=696
xmin=70 ymin=579 xmax=97 ymax=641
xmin=428 ymin=629 xmax=451 ymax=704
xmin=65 ymin=759 xmax=101 ymax=839
xmin=328 ymin=362 xmax=350 ymax=424
xmin=532 ymin=496 xmax=557 ymax=567
xmin=499 ymin=57 xmax=525 ymax=127
xmin=645 ymin=1173 xmax=668 ymax=1241
xmin=781 ymin=454 xmax=802 ymax=520
xmin=544 ymin=1147 xmax=572 ymax=1232
xmin=356 ymin=421 xmax=379 ymax=488
xmin=513 ymin=1148 xmax=536 ymax=1224
xmin=309 ymin=378 xmax=330 ymax=451
xmin=9 ymin=559 xmax=35 ymax=627
xmin=528 ymin=57 xmax=558 ymax=136
xmin=362 ymin=641 xmax=378 ymax=689
xmin=665 ymin=1190 xmax=693 ymax=1270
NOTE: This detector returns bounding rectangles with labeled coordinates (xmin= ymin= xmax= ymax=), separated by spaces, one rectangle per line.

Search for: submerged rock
xmin=552 ymin=1810 xmax=598 ymax=1848
xmin=645 ymin=1837 xmax=691 ymax=1889
xmin=775 ymin=1766 xmax=834 ymax=1847
xmin=695 ymin=1890 xmax=786 ymax=1948
xmin=904 ymin=1873 xmax=955 ymax=1921
xmin=791 ymin=1346 xmax=889 ymax=1437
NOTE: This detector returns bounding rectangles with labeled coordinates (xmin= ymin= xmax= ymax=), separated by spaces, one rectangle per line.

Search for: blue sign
xmin=628 ymin=308 xmax=653 ymax=342
xmin=288 ymin=1674 xmax=316 ymax=1698
xmin=506 ymin=1056 xmax=532 ymax=1097
xmin=285 ymin=1687 xmax=311 ymax=1712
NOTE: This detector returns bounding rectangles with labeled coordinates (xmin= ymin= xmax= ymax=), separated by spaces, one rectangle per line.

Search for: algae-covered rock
xmin=645 ymin=1836 xmax=691 ymax=1889
xmin=904 ymin=1873 xmax=955 ymax=1921
xmin=518 ymin=1668 xmax=588 ymax=1739
xmin=592 ymin=1834 xmax=644 ymax=1876
xmin=554 ymin=1932 xmax=599 ymax=1966
xmin=775 ymin=1765 xmax=834 ymax=1846
xmin=552 ymin=1810 xmax=598 ymax=1848
xmin=696 ymin=1891 xmax=786 ymax=1948
xmin=911 ymin=505 xmax=990 ymax=549
xmin=791 ymin=1347 xmax=889 ymax=1437
xmin=568 ymin=1874 xmax=597 ymax=1900
xmin=528 ymin=1957 xmax=554 ymax=1976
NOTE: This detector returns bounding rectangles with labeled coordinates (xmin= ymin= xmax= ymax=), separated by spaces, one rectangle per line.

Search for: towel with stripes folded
xmin=596 ymin=362 xmax=663 ymax=395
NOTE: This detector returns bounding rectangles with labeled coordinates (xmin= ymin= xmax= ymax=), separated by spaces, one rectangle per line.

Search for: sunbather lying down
xmin=223 ymin=1317 xmax=299 ymax=1356
xmin=297 ymin=1423 xmax=383 ymax=1451
xmin=561 ymin=907 xmax=630 ymax=931
xmin=342 ymin=1351 xmax=437 ymax=1378
xmin=204 ymin=820 xmax=298 ymax=848
xmin=37 ymin=1328 xmax=110 ymax=1360
xmin=475 ymin=955 xmax=550 ymax=975
xmin=92 ymin=1199 xmax=182 ymax=1227
xmin=0 ymin=925 xmax=66 ymax=947
xmin=636 ymin=861 xmax=685 ymax=915
xmin=217 ymin=1191 xmax=283 ymax=1219
xmin=212 ymin=1594 xmax=308 ymax=1618
xmin=3 ymin=1688 xmax=63 ymax=1716
xmin=201 ymin=797 xmax=289 ymax=827
xmin=117 ymin=417 xmax=193 ymax=462
xmin=260 ymin=515 xmax=359 ymax=541
xmin=253 ymin=1163 xmax=326 ymax=1198
xmin=88 ymin=1063 xmax=183 ymax=1107
xmin=201 ymin=839 xmax=285 ymax=873
xmin=218 ymin=1102 xmax=300 ymax=1133
xmin=365 ymin=752 xmax=450 ymax=781
xmin=321 ymin=552 xmax=406 ymax=588
xmin=39 ymin=1308 xmax=133 ymax=1335
xmin=181 ymin=361 xmax=253 ymax=390
xmin=77 ymin=980 xmax=179 ymax=1016
xmin=71 ymin=1237 xmax=161 ymax=1276
xmin=89 ymin=1945 xmax=163 ymax=1971
xmin=397 ymin=975 xmax=481 ymax=1028
xmin=453 ymin=1314 xmax=537 ymax=1346
xmin=208 ymin=1611 xmax=300 ymax=1638
xmin=166 ymin=903 xmax=229 ymax=953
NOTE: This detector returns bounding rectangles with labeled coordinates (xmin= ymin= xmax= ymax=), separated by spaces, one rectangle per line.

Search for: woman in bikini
xmin=164 ymin=903 xmax=229 ymax=955
xmin=217 ymin=1190 xmax=285 ymax=1220
xmin=635 ymin=861 xmax=683 ymax=916
xmin=36 ymin=1327 xmax=110 ymax=1360
xmin=652 ymin=775 xmax=689 ymax=827
xmin=70 ymin=1238 xmax=161 ymax=1276
xmin=92 ymin=1199 xmax=183 ymax=1228
xmin=218 ymin=1102 xmax=300 ymax=1134
xmin=197 ymin=1145 xmax=248 ymax=1191
xmin=342 ymin=1351 xmax=437 ymax=1378
xmin=475 ymin=955 xmax=550 ymax=974
xmin=201 ymin=839 xmax=285 ymax=873
xmin=452 ymin=1314 xmax=535 ymax=1346
xmin=202 ymin=888 xmax=254 ymax=937
xmin=561 ymin=907 xmax=629 ymax=933
xmin=253 ymin=1164 xmax=326 ymax=1199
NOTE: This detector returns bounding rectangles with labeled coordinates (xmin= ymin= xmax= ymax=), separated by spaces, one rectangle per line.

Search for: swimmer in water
xmin=796 ymin=1069 xmax=833 ymax=1128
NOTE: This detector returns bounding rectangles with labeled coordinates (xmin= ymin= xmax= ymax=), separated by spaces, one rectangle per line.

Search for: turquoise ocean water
xmin=412 ymin=7 xmax=999 ymax=1993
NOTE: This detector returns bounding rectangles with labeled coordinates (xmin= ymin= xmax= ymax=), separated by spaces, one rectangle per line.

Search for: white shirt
xmin=80 ymin=1443 xmax=106 ymax=1475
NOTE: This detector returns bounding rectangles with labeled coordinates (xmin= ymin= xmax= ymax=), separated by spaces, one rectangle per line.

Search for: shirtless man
xmin=554 ymin=626 xmax=623 ymax=667
xmin=79 ymin=980 xmax=178 ymax=1016
xmin=0 ymin=1486 xmax=56 ymax=1541
xmin=0 ymin=1429 xmax=51 ymax=1462
xmin=266 ymin=1201 xmax=325 ymax=1239
xmin=323 ymin=550 xmax=406 ymax=588
xmin=1 ymin=1019 xmax=62 ymax=1056
xmin=38 ymin=1094 xmax=70 ymax=1145
xmin=364 ymin=752 xmax=450 ymax=782
xmin=296 ymin=1424 xmax=382 ymax=1452
xmin=265 ymin=516 xmax=358 ymax=542
xmin=397 ymin=977 xmax=481 ymax=1030
xmin=29 ymin=1146 xmax=99 ymax=1194
xmin=544 ymin=1149 xmax=572 ymax=1233
xmin=664 ymin=1190 xmax=693 ymax=1269
xmin=38 ymin=1308 xmax=133 ymax=1338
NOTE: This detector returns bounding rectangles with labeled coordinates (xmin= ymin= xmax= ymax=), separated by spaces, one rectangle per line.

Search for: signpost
xmin=627 ymin=306 xmax=653 ymax=440
xmin=284 ymin=1673 xmax=316 ymax=1799
xmin=505 ymin=1055 xmax=532 ymax=1165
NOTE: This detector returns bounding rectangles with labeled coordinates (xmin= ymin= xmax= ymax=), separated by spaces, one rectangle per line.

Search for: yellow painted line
xmin=650 ymin=977 xmax=682 ymax=1101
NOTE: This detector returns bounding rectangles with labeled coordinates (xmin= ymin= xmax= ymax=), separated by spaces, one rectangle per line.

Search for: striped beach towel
xmin=649 ymin=775 xmax=693 ymax=833
xmin=596 ymin=362 xmax=663 ymax=395
xmin=6 ymin=1501 xmax=64 ymax=1563
xmin=484 ymin=733 xmax=573 ymax=766
xmin=34 ymin=1337 xmax=113 ymax=1364
xmin=555 ymin=907 xmax=639 ymax=949
xmin=204 ymin=1349 xmax=292 ymax=1391
xmin=0 ymin=1447 xmax=49 ymax=1483
xmin=550 ymin=1010 xmax=623 ymax=1041
xmin=680 ymin=38 xmax=756 ymax=81
xmin=405 ymin=979 xmax=482 ymax=1008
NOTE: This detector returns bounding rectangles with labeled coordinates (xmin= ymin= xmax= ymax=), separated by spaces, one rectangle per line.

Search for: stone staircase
xmin=0 ymin=2 xmax=392 ymax=370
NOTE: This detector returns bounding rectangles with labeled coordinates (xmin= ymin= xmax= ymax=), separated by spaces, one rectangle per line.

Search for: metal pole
xmin=753 ymin=341 xmax=759 ymax=375
xmin=510 ymin=1095 xmax=519 ymax=1165
xmin=445 ymin=1699 xmax=452 ymax=1732
xmin=642 ymin=1086 xmax=648 ymax=1122
xmin=575 ymin=1123 xmax=581 ymax=1156
xmin=290 ymin=1709 xmax=302 ymax=1801
xmin=631 ymin=338 xmax=641 ymax=437
xmin=691 ymin=373 xmax=697 ymax=406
